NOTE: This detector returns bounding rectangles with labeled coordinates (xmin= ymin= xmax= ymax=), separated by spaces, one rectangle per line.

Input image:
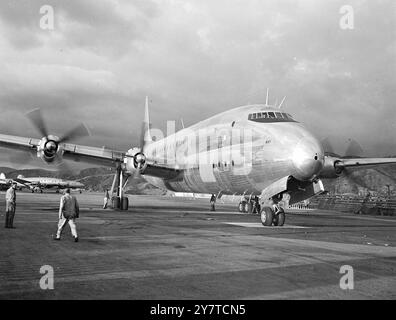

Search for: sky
xmin=0 ymin=0 xmax=395 ymax=169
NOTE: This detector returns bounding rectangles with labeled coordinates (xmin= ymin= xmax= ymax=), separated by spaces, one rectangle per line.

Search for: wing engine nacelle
xmin=124 ymin=148 xmax=147 ymax=174
xmin=318 ymin=155 xmax=344 ymax=178
xmin=37 ymin=135 xmax=64 ymax=164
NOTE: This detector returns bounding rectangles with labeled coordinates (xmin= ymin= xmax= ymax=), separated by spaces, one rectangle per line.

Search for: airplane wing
xmin=13 ymin=177 xmax=34 ymax=186
xmin=335 ymin=157 xmax=396 ymax=169
xmin=0 ymin=133 xmax=180 ymax=179
xmin=0 ymin=133 xmax=125 ymax=166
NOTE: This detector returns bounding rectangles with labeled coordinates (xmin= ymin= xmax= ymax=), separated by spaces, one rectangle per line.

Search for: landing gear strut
xmin=110 ymin=163 xmax=129 ymax=210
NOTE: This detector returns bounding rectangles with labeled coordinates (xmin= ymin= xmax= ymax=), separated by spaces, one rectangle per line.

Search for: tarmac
xmin=0 ymin=192 xmax=395 ymax=299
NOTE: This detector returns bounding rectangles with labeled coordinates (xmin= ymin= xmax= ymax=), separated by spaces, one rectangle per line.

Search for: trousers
xmin=103 ymin=198 xmax=109 ymax=209
xmin=56 ymin=217 xmax=78 ymax=238
xmin=5 ymin=202 xmax=15 ymax=228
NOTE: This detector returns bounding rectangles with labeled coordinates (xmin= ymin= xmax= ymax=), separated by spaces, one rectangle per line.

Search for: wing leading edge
xmin=0 ymin=133 xmax=180 ymax=179
xmin=336 ymin=157 xmax=396 ymax=169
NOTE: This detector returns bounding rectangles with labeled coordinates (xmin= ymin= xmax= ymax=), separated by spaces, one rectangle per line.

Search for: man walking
xmin=54 ymin=188 xmax=80 ymax=242
xmin=210 ymin=194 xmax=216 ymax=211
xmin=5 ymin=182 xmax=17 ymax=228
xmin=103 ymin=189 xmax=110 ymax=209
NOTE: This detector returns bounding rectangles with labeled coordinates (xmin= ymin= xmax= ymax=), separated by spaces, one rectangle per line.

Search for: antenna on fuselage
xmin=180 ymin=118 xmax=185 ymax=129
xmin=278 ymin=96 xmax=286 ymax=109
xmin=265 ymin=88 xmax=269 ymax=106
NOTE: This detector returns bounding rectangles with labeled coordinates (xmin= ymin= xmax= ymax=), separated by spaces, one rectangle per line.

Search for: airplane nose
xmin=292 ymin=135 xmax=324 ymax=181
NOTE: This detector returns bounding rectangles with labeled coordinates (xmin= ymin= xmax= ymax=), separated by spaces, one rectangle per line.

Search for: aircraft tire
xmin=113 ymin=197 xmax=121 ymax=209
xmin=273 ymin=208 xmax=285 ymax=226
xmin=121 ymin=196 xmax=129 ymax=210
xmin=261 ymin=206 xmax=274 ymax=226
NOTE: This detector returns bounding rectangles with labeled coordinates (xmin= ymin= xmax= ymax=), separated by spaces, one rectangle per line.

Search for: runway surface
xmin=0 ymin=192 xmax=395 ymax=299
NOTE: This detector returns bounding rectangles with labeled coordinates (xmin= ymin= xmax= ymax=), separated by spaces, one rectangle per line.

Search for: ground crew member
xmin=103 ymin=189 xmax=110 ymax=209
xmin=54 ymin=188 xmax=79 ymax=242
xmin=210 ymin=194 xmax=216 ymax=211
xmin=5 ymin=182 xmax=17 ymax=228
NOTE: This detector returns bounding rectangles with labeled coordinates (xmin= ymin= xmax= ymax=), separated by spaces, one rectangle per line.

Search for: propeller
xmin=321 ymin=137 xmax=367 ymax=187
xmin=321 ymin=137 xmax=364 ymax=158
xmin=22 ymin=108 xmax=91 ymax=168
xmin=26 ymin=108 xmax=49 ymax=137
xmin=344 ymin=138 xmax=364 ymax=158
xmin=58 ymin=123 xmax=91 ymax=144
xmin=27 ymin=108 xmax=90 ymax=144
xmin=131 ymin=123 xmax=150 ymax=179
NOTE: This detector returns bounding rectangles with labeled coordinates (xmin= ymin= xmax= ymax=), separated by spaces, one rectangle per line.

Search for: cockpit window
xmin=247 ymin=111 xmax=297 ymax=123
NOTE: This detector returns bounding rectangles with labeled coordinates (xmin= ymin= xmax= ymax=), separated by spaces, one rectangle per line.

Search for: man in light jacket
xmin=54 ymin=188 xmax=80 ymax=242
xmin=5 ymin=182 xmax=17 ymax=228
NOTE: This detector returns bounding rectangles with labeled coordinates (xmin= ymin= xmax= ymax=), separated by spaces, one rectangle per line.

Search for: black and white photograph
xmin=0 ymin=0 xmax=395 ymax=307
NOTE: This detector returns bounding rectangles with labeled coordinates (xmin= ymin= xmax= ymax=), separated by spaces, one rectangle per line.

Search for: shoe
xmin=74 ymin=237 xmax=79 ymax=242
xmin=54 ymin=237 xmax=60 ymax=241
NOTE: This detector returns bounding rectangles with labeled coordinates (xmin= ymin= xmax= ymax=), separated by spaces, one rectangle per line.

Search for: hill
xmin=2 ymin=164 xmax=396 ymax=197
xmin=2 ymin=167 xmax=165 ymax=195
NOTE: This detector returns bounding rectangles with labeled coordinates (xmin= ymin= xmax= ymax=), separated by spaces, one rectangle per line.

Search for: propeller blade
xmin=133 ymin=168 xmax=141 ymax=180
xmin=26 ymin=108 xmax=48 ymax=137
xmin=321 ymin=137 xmax=335 ymax=154
xmin=59 ymin=123 xmax=91 ymax=143
xmin=344 ymin=139 xmax=364 ymax=158
xmin=139 ymin=122 xmax=146 ymax=152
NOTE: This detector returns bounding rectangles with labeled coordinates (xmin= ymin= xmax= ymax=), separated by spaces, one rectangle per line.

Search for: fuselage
xmin=135 ymin=104 xmax=324 ymax=195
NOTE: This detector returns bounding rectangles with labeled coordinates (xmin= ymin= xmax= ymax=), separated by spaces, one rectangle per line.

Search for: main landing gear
xmin=110 ymin=163 xmax=129 ymax=211
xmin=238 ymin=197 xmax=261 ymax=214
xmin=260 ymin=205 xmax=285 ymax=227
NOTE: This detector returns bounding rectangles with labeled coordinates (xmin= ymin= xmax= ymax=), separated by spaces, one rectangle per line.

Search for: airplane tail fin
xmin=0 ymin=173 xmax=5 ymax=180
xmin=139 ymin=96 xmax=153 ymax=152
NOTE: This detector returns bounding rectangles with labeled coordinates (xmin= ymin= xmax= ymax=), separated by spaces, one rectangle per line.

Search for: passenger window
xmin=275 ymin=112 xmax=282 ymax=118
xmin=252 ymin=113 xmax=257 ymax=119
xmin=268 ymin=112 xmax=275 ymax=118
xmin=262 ymin=112 xmax=268 ymax=118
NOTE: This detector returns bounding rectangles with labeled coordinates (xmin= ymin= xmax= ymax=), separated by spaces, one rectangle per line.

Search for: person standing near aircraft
xmin=5 ymin=182 xmax=17 ymax=228
xmin=54 ymin=188 xmax=79 ymax=242
xmin=103 ymin=189 xmax=110 ymax=209
xmin=210 ymin=194 xmax=216 ymax=211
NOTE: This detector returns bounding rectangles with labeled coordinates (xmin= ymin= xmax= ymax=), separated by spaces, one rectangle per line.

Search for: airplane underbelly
xmin=152 ymin=160 xmax=293 ymax=195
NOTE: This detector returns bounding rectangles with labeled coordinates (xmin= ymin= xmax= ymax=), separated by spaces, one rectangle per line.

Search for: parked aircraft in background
xmin=14 ymin=175 xmax=84 ymax=193
xmin=1 ymin=93 xmax=396 ymax=227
